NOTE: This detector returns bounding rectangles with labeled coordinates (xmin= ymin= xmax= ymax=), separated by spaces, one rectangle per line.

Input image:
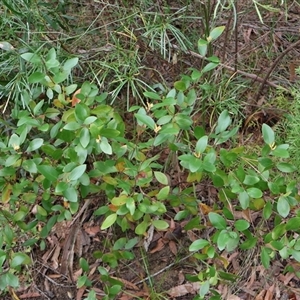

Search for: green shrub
xmin=0 ymin=29 xmax=299 ymax=300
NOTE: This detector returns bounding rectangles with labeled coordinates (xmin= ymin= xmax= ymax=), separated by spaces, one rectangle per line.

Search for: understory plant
xmin=0 ymin=32 xmax=299 ymax=300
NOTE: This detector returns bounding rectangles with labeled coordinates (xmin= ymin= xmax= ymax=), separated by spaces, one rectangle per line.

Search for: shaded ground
xmin=4 ymin=1 xmax=300 ymax=299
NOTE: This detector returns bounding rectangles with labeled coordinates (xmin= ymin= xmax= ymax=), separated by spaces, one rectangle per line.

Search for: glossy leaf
xmin=28 ymin=72 xmax=44 ymax=83
xmin=101 ymin=214 xmax=117 ymax=230
xmin=157 ymin=186 xmax=170 ymax=200
xmin=26 ymin=138 xmax=44 ymax=152
xmin=198 ymin=38 xmax=208 ymax=56
xmin=69 ymin=164 xmax=87 ymax=181
xmin=100 ymin=138 xmax=112 ymax=155
xmin=154 ymin=171 xmax=168 ymax=185
xmin=174 ymin=81 xmax=187 ymax=91
xmin=199 ymin=281 xmax=210 ymax=298
xmin=208 ymin=212 xmax=227 ymax=230
xmin=80 ymin=127 xmax=90 ymax=148
xmin=152 ymin=220 xmax=169 ymax=230
xmin=143 ymin=91 xmax=161 ymax=100
xmin=234 ymin=220 xmax=249 ymax=233
xmin=135 ymin=220 xmax=148 ymax=235
xmin=195 ymin=136 xmax=208 ymax=155
xmin=276 ymin=162 xmax=296 ymax=173
xmin=75 ymin=103 xmax=89 ymax=122
xmin=63 ymin=57 xmax=79 ymax=71
xmin=202 ymin=62 xmax=218 ymax=73
xmin=11 ymin=253 xmax=31 ymax=268
xmin=208 ymin=26 xmax=225 ymax=41
xmin=63 ymin=187 xmax=78 ymax=202
xmin=238 ymin=191 xmax=249 ymax=209
xmin=277 ymin=196 xmax=290 ymax=218
xmin=262 ymin=124 xmax=275 ymax=145
xmin=247 ymin=187 xmax=263 ymax=198
xmin=243 ymin=175 xmax=259 ymax=185
xmin=79 ymin=258 xmax=89 ymax=272
xmin=63 ymin=122 xmax=81 ymax=131
xmin=134 ymin=113 xmax=155 ymax=130
xmin=189 ymin=239 xmax=210 ymax=251
xmin=263 ymin=201 xmax=272 ymax=220
xmin=0 ymin=41 xmax=14 ymax=51
xmin=215 ymin=110 xmax=231 ymax=134
xmin=37 ymin=165 xmax=59 ymax=182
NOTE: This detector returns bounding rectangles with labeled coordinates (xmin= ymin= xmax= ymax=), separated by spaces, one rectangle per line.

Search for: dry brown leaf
xmin=227 ymin=295 xmax=242 ymax=300
xmin=119 ymin=291 xmax=149 ymax=300
xmin=111 ymin=276 xmax=139 ymax=291
xmin=19 ymin=292 xmax=41 ymax=299
xmin=76 ymin=286 xmax=86 ymax=300
xmin=227 ymin=252 xmax=239 ymax=271
xmin=246 ymin=267 xmax=256 ymax=290
xmin=167 ymin=282 xmax=201 ymax=297
xmin=72 ymin=89 xmax=81 ymax=106
xmin=177 ymin=271 xmax=185 ymax=285
xmin=186 ymin=230 xmax=197 ymax=242
xmin=170 ymin=218 xmax=175 ymax=230
xmin=199 ymin=203 xmax=213 ymax=214
xmin=47 ymin=274 xmax=61 ymax=279
xmin=169 ymin=240 xmax=178 ymax=255
xmin=149 ymin=238 xmax=165 ymax=254
xmin=255 ymin=289 xmax=265 ymax=300
xmin=264 ymin=284 xmax=274 ymax=300
xmin=84 ymin=225 xmax=100 ymax=236
xmin=51 ymin=243 xmax=61 ymax=269
xmin=278 ymin=272 xmax=294 ymax=285
xmin=73 ymin=268 xmax=83 ymax=282
xmin=243 ymin=28 xmax=253 ymax=43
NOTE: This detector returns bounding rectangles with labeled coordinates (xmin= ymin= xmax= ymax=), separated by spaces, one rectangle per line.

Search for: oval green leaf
xmin=101 ymin=213 xmax=117 ymax=230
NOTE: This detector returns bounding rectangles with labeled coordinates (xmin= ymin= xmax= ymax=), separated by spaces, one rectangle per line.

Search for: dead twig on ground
xmin=171 ymin=44 xmax=288 ymax=91
xmin=255 ymin=39 xmax=300 ymax=101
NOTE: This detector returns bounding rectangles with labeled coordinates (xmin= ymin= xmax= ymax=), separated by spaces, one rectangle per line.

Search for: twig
xmin=69 ymin=198 xmax=92 ymax=226
xmin=171 ymin=44 xmax=287 ymax=91
xmin=255 ymin=38 xmax=300 ymax=101
xmin=135 ymin=251 xmax=196 ymax=285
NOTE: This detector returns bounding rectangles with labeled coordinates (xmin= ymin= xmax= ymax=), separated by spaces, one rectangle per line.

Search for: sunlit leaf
xmin=277 ymin=196 xmax=290 ymax=218
xmin=195 ymin=136 xmax=208 ymax=155
xmin=101 ymin=213 xmax=117 ymax=230
xmin=100 ymin=138 xmax=112 ymax=155
xmin=135 ymin=113 xmax=155 ymax=130
xmin=152 ymin=220 xmax=169 ymax=230
xmin=154 ymin=171 xmax=168 ymax=185
xmin=68 ymin=164 xmax=87 ymax=181
xmin=156 ymin=186 xmax=170 ymax=200
xmin=262 ymin=124 xmax=275 ymax=145
xmin=189 ymin=239 xmax=210 ymax=251
xmin=208 ymin=26 xmax=225 ymax=41
xmin=276 ymin=162 xmax=296 ymax=173
xmin=215 ymin=110 xmax=231 ymax=134
xmin=247 ymin=187 xmax=263 ymax=198
xmin=37 ymin=165 xmax=59 ymax=182
xmin=208 ymin=212 xmax=227 ymax=230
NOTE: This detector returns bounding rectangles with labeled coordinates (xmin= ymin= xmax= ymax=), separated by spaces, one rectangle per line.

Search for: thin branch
xmin=255 ymin=38 xmax=300 ymax=101
xmin=171 ymin=44 xmax=288 ymax=91
xmin=135 ymin=251 xmax=196 ymax=285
